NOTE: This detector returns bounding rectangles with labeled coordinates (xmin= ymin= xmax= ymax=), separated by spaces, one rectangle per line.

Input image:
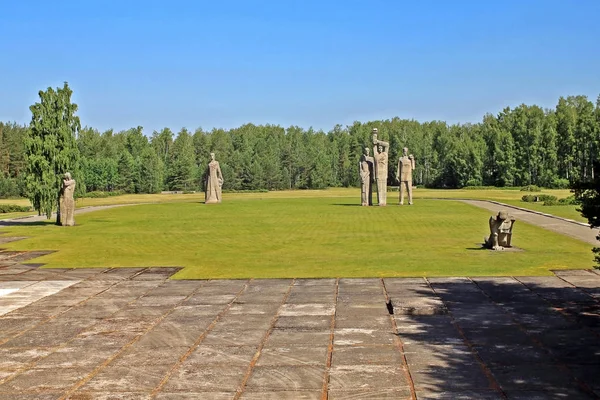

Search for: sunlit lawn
xmin=1 ymin=194 xmax=592 ymax=278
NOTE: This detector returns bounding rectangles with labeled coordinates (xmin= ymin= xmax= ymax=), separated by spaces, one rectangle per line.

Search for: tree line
xmin=5 ymin=84 xmax=600 ymax=204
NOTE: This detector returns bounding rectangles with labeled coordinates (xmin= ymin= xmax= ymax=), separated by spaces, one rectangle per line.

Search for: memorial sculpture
xmin=359 ymin=147 xmax=374 ymax=206
xmin=205 ymin=152 xmax=224 ymax=204
xmin=372 ymin=128 xmax=389 ymax=206
xmin=59 ymin=172 xmax=76 ymax=226
xmin=484 ymin=211 xmax=516 ymax=250
xmin=396 ymin=147 xmax=415 ymax=205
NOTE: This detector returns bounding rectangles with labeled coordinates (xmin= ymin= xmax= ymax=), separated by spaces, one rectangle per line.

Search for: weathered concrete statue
xmin=59 ymin=172 xmax=76 ymax=226
xmin=372 ymin=128 xmax=389 ymax=206
xmin=484 ymin=211 xmax=516 ymax=250
xmin=205 ymin=152 xmax=224 ymax=204
xmin=359 ymin=147 xmax=374 ymax=206
xmin=396 ymin=147 xmax=415 ymax=205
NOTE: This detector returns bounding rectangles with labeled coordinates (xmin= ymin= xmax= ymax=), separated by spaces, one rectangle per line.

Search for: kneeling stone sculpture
xmin=484 ymin=211 xmax=516 ymax=250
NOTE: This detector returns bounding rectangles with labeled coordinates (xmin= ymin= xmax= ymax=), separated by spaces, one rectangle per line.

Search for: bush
xmin=543 ymin=195 xmax=579 ymax=206
xmin=538 ymin=194 xmax=557 ymax=202
xmin=549 ymin=178 xmax=571 ymax=189
xmin=0 ymin=204 xmax=31 ymax=213
xmin=522 ymin=194 xmax=557 ymax=203
xmin=558 ymin=195 xmax=578 ymax=205
xmin=521 ymin=195 xmax=536 ymax=202
xmin=0 ymin=177 xmax=21 ymax=198
xmin=520 ymin=185 xmax=541 ymax=192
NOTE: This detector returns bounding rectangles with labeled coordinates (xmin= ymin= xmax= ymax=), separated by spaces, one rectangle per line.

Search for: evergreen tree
xmin=166 ymin=128 xmax=196 ymax=191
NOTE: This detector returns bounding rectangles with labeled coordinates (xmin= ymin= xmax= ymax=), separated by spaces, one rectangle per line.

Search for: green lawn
xmin=1 ymin=196 xmax=593 ymax=278
xmin=500 ymin=199 xmax=585 ymax=223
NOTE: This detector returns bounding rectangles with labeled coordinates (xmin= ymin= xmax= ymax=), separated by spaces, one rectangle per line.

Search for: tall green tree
xmin=166 ymin=128 xmax=196 ymax=191
xmin=24 ymin=82 xmax=83 ymax=221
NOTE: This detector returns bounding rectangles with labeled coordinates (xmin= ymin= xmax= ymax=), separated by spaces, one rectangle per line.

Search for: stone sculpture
xmin=205 ymin=153 xmax=224 ymax=204
xmin=359 ymin=147 xmax=374 ymax=206
xmin=484 ymin=211 xmax=516 ymax=250
xmin=372 ymin=128 xmax=389 ymax=206
xmin=396 ymin=147 xmax=415 ymax=205
xmin=59 ymin=172 xmax=76 ymax=226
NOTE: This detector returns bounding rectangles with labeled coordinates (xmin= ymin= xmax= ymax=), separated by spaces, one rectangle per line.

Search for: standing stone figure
xmin=59 ymin=172 xmax=76 ymax=226
xmin=372 ymin=128 xmax=390 ymax=206
xmin=359 ymin=147 xmax=374 ymax=206
xmin=205 ymin=152 xmax=224 ymax=204
xmin=484 ymin=211 xmax=516 ymax=250
xmin=396 ymin=147 xmax=415 ymax=205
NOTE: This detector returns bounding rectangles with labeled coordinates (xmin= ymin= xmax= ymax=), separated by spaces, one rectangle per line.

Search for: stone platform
xmin=0 ymin=264 xmax=599 ymax=399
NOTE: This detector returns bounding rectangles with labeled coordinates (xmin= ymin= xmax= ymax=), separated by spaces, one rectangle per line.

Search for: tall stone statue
xmin=484 ymin=211 xmax=516 ymax=250
xmin=372 ymin=128 xmax=389 ymax=207
xmin=396 ymin=147 xmax=415 ymax=205
xmin=59 ymin=172 xmax=76 ymax=226
xmin=205 ymin=152 xmax=224 ymax=204
xmin=359 ymin=147 xmax=374 ymax=206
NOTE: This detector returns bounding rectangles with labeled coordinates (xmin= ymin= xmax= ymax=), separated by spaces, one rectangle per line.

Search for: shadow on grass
xmin=331 ymin=203 xmax=363 ymax=207
xmin=0 ymin=221 xmax=51 ymax=227
xmin=387 ymin=275 xmax=600 ymax=398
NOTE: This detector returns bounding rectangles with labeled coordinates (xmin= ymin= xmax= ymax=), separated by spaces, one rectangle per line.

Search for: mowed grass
xmin=0 ymin=187 xmax=584 ymax=222
xmin=1 ymin=196 xmax=593 ymax=278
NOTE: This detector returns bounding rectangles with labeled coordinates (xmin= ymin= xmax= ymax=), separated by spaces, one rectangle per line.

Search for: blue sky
xmin=1 ymin=0 xmax=599 ymax=134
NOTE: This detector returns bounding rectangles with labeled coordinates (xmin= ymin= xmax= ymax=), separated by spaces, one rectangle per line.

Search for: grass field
xmin=1 ymin=187 xmax=584 ymax=223
xmin=0 ymin=193 xmax=593 ymax=278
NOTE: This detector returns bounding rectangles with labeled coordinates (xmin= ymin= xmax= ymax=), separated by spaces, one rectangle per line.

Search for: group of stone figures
xmin=57 ymin=144 xmax=516 ymax=250
xmin=359 ymin=128 xmax=415 ymax=207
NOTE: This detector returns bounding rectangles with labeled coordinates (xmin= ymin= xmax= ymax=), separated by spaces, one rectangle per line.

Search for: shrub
xmin=520 ymin=185 xmax=541 ymax=192
xmin=0 ymin=204 xmax=31 ymax=213
xmin=558 ymin=195 xmax=578 ymax=205
xmin=543 ymin=195 xmax=579 ymax=206
xmin=538 ymin=194 xmax=557 ymax=202
xmin=549 ymin=178 xmax=570 ymax=189
xmin=0 ymin=177 xmax=21 ymax=198
xmin=521 ymin=195 xmax=536 ymax=202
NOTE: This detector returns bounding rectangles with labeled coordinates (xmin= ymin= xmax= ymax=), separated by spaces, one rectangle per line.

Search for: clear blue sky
xmin=1 ymin=0 xmax=599 ymax=134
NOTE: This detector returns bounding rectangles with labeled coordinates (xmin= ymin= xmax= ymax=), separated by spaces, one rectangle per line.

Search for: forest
xmin=3 ymin=92 xmax=600 ymax=199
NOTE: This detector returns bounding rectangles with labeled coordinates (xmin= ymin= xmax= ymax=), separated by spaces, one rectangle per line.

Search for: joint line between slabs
xmin=320 ymin=277 xmax=339 ymax=400
xmin=516 ymin=275 xmax=600 ymax=341
xmin=380 ymin=278 xmax=416 ymax=400
xmin=0 ymin=270 xmax=134 ymax=386
xmin=425 ymin=277 xmax=507 ymax=399
xmin=233 ymin=278 xmax=297 ymax=400
xmin=149 ymin=279 xmax=254 ymax=398
xmin=551 ymin=273 xmax=600 ymax=307
xmin=504 ymin=276 xmax=600 ymax=396
xmin=58 ymin=276 xmax=212 ymax=400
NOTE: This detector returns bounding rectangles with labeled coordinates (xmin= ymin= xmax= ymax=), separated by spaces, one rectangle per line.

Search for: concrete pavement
xmin=0 ymin=263 xmax=599 ymax=399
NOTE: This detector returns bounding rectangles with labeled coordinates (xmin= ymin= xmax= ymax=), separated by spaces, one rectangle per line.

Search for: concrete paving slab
xmin=331 ymin=344 xmax=403 ymax=366
xmin=161 ymin=365 xmax=247 ymax=392
xmin=245 ymin=366 xmax=324 ymax=390
xmin=184 ymin=345 xmax=257 ymax=366
xmin=80 ymin=364 xmax=174 ymax=392
xmin=257 ymin=346 xmax=327 ymax=366
xmin=328 ymin=365 xmax=408 ymax=390
xmin=241 ymin=391 xmax=321 ymax=400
